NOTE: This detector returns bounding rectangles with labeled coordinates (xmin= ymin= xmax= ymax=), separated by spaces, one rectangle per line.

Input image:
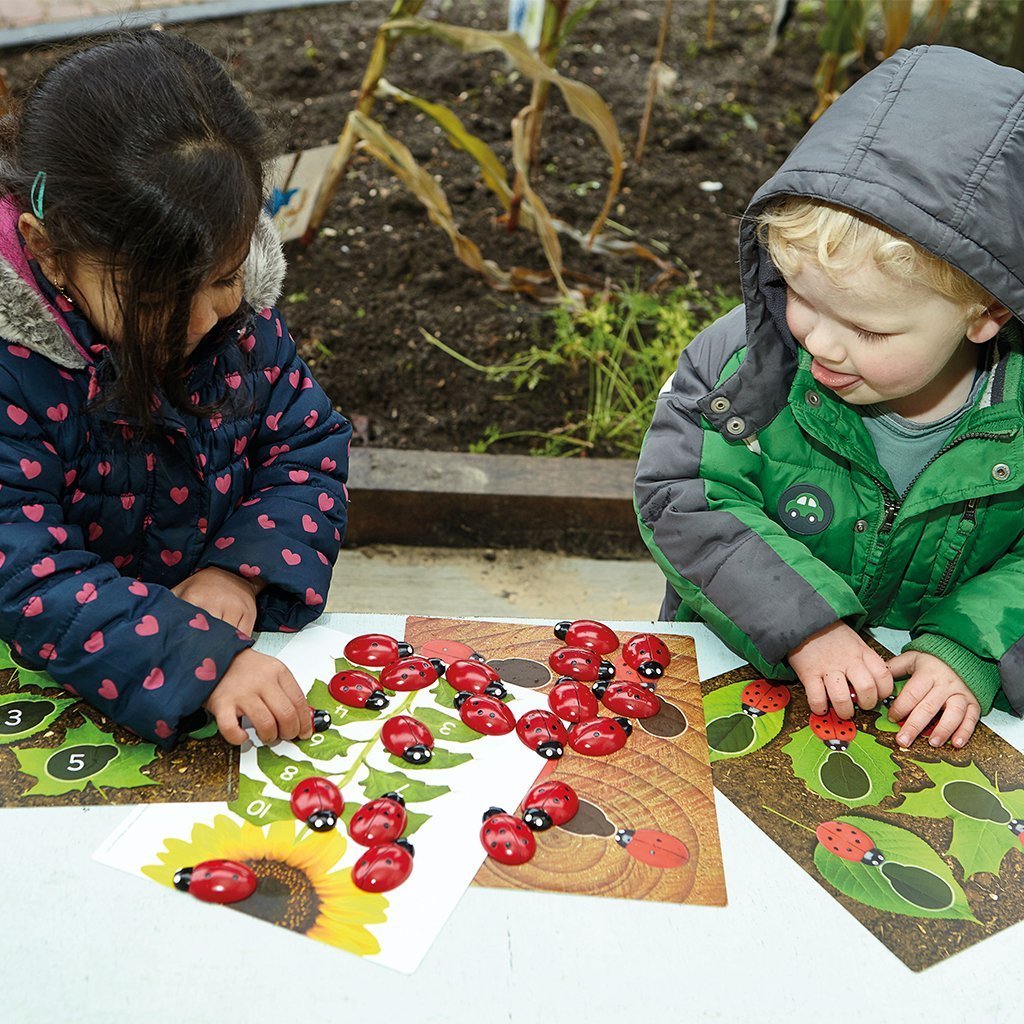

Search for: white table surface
xmin=4 ymin=614 xmax=1023 ymax=1024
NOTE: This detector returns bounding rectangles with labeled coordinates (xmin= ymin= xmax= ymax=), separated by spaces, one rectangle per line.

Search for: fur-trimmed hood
xmin=0 ymin=198 xmax=287 ymax=369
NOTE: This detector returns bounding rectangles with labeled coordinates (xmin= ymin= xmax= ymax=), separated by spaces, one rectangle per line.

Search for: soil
xmin=0 ymin=1 xmax=1013 ymax=456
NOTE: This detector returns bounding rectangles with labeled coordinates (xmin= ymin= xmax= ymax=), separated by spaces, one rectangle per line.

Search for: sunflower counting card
xmin=95 ymin=625 xmax=549 ymax=973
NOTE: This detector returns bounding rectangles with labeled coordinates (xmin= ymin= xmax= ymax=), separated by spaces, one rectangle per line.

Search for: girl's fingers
xmin=212 ymin=706 xmax=247 ymax=745
xmin=246 ymin=699 xmax=279 ymax=745
xmin=952 ymin=703 xmax=981 ymax=749
xmin=263 ymin=684 xmax=303 ymax=742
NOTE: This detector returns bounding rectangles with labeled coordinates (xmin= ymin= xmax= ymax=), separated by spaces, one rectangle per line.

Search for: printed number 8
xmin=280 ymin=766 xmax=299 ymax=781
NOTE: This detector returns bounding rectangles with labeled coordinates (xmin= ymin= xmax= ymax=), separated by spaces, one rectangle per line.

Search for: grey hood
xmin=699 ymin=45 xmax=1024 ymax=440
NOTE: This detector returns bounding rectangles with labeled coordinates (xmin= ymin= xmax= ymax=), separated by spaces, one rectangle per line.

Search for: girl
xmin=0 ymin=31 xmax=352 ymax=748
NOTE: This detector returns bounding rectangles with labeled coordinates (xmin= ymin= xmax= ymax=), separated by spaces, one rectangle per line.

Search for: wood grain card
xmin=703 ymin=654 xmax=1024 ymax=971
xmin=0 ymin=663 xmax=238 ymax=808
xmin=404 ymin=616 xmax=727 ymax=907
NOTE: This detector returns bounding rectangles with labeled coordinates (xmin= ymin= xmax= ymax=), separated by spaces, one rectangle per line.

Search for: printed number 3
xmin=4 ymin=709 xmax=22 ymax=727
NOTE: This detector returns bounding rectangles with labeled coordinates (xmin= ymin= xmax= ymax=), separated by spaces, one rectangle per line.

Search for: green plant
xmin=425 ymin=281 xmax=740 ymax=457
xmin=811 ymin=0 xmax=951 ymax=121
xmin=301 ymin=0 xmax=670 ymax=302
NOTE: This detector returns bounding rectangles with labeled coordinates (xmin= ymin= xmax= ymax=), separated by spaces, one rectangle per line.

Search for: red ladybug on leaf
xmin=379 ymin=655 xmax=442 ymax=692
xmin=600 ymin=681 xmax=660 ymax=719
xmin=327 ymin=669 xmax=390 ymax=710
xmin=290 ymin=776 xmax=344 ymax=832
xmin=381 ymin=715 xmax=434 ymax=764
xmin=816 ymin=820 xmax=885 ymax=866
xmin=809 ymin=708 xmax=857 ymax=751
xmin=548 ymin=678 xmax=599 ymax=723
xmin=740 ymin=679 xmax=790 ymax=717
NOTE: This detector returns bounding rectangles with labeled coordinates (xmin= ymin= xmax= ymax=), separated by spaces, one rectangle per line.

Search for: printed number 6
xmin=67 ymin=753 xmax=86 ymax=772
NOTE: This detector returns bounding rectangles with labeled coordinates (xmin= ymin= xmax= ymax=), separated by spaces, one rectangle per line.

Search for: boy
xmin=634 ymin=46 xmax=1024 ymax=749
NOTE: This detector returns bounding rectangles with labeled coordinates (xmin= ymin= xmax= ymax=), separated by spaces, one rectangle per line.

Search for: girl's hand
xmin=204 ymin=648 xmax=312 ymax=746
xmin=885 ymin=651 xmax=981 ymax=749
xmin=787 ymin=621 xmax=894 ymax=718
xmin=172 ymin=566 xmax=263 ymax=636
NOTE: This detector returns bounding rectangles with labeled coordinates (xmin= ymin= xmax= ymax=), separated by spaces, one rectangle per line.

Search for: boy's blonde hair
xmin=757 ymin=197 xmax=992 ymax=313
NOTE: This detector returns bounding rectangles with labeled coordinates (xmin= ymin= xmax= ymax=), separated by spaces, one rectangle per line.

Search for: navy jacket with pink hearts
xmin=0 ymin=201 xmax=352 ymax=746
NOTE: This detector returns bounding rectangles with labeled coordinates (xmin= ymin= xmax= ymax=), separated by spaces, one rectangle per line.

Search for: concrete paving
xmin=326 ymin=544 xmax=666 ymax=621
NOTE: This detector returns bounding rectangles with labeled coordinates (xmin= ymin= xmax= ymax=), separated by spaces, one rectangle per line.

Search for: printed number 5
xmin=67 ymin=753 xmax=85 ymax=772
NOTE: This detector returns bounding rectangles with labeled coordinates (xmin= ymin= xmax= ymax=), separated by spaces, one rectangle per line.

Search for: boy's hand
xmin=885 ymin=651 xmax=981 ymax=749
xmin=172 ymin=566 xmax=264 ymax=637
xmin=204 ymin=648 xmax=312 ymax=746
xmin=787 ymin=622 xmax=894 ymax=718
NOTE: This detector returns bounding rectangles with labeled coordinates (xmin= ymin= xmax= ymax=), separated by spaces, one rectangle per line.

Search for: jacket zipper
xmin=873 ymin=429 xmax=1013 ymax=534
xmin=859 ymin=430 xmax=1013 ymax=606
xmin=934 ymin=498 xmax=978 ymax=596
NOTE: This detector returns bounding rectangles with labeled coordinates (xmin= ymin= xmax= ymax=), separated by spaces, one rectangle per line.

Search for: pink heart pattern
xmin=2 ymin=304 xmax=350 ymax=746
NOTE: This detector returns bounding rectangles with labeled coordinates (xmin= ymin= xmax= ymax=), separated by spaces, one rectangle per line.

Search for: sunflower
xmin=143 ymin=814 xmax=387 ymax=955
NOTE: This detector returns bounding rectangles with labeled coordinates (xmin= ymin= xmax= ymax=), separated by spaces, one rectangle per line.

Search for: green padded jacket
xmin=634 ymin=46 xmax=1024 ymax=716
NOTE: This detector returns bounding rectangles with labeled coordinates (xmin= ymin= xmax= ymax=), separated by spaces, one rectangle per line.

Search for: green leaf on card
xmin=388 ymin=745 xmax=472 ymax=771
xmin=293 ymin=727 xmax=360 ymax=761
xmin=0 ymin=692 xmax=76 ymax=745
xmin=414 ymin=706 xmax=482 ymax=743
xmin=814 ymin=815 xmax=977 ymax=921
xmin=703 ymin=681 xmax=786 ymax=763
xmin=895 ymin=760 xmax=1024 ymax=878
xmin=229 ymin=772 xmax=293 ymax=825
xmin=14 ymin=718 xmax=158 ymax=796
xmin=255 ymin=747 xmax=324 ymax=794
xmin=784 ymin=725 xmax=898 ymax=808
xmin=360 ymin=765 xmax=450 ymax=802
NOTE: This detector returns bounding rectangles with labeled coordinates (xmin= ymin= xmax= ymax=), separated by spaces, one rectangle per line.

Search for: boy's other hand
xmin=172 ymin=566 xmax=263 ymax=637
xmin=885 ymin=651 xmax=981 ymax=749
xmin=204 ymin=648 xmax=313 ymax=746
xmin=788 ymin=621 xmax=894 ymax=718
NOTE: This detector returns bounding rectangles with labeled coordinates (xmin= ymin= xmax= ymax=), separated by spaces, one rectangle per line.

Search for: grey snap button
xmin=854 ymin=519 xmax=868 ymax=533
xmin=725 ymin=416 xmax=746 ymax=436
xmin=710 ymin=396 xmax=731 ymax=413
xmin=992 ymin=463 xmax=1011 ymax=481
xmin=805 ymin=390 xmax=822 ymax=407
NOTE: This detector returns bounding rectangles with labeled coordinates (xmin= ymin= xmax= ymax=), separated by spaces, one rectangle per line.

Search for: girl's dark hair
xmin=0 ymin=30 xmax=270 ymax=428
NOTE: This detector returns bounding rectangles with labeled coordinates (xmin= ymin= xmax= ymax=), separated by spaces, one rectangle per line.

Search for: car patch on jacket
xmin=778 ymin=483 xmax=834 ymax=536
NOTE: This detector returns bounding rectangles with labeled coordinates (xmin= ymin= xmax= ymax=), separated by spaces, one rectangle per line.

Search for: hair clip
xmin=30 ymin=171 xmax=46 ymax=221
